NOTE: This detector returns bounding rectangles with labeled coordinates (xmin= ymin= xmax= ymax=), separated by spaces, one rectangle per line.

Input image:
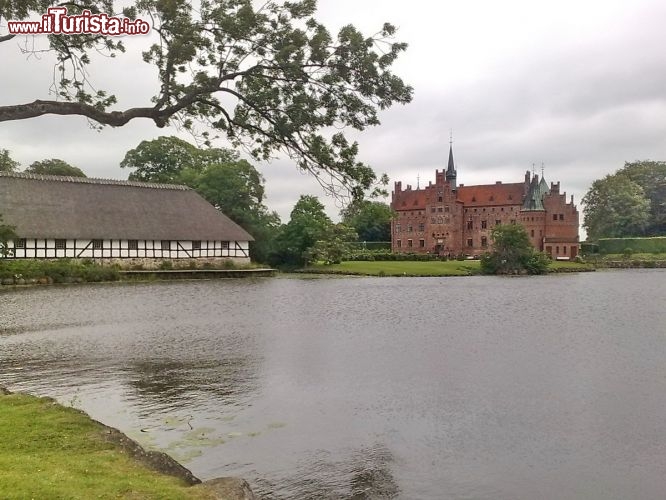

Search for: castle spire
xmin=446 ymin=131 xmax=457 ymax=189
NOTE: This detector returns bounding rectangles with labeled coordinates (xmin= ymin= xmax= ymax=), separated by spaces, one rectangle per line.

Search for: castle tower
xmin=446 ymin=139 xmax=457 ymax=189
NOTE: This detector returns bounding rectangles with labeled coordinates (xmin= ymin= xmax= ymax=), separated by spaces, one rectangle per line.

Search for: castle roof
xmin=457 ymin=182 xmax=524 ymax=207
xmin=0 ymin=172 xmax=253 ymax=241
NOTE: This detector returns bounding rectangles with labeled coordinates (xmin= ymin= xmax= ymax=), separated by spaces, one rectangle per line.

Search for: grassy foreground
xmin=302 ymin=259 xmax=594 ymax=276
xmin=0 ymin=392 xmax=213 ymax=499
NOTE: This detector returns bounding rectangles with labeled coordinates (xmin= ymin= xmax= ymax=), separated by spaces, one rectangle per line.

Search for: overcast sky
xmin=3 ymin=0 xmax=666 ymax=238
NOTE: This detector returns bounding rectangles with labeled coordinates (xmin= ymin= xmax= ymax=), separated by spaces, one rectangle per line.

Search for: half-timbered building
xmin=0 ymin=172 xmax=253 ymax=265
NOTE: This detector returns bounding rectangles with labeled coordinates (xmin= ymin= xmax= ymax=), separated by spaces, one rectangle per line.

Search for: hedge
xmin=597 ymin=237 xmax=666 ymax=254
xmin=347 ymin=241 xmax=392 ymax=251
xmin=345 ymin=251 xmax=464 ymax=261
xmin=0 ymin=259 xmax=120 ymax=283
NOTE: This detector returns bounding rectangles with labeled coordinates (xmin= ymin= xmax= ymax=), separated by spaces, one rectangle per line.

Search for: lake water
xmin=1 ymin=270 xmax=665 ymax=499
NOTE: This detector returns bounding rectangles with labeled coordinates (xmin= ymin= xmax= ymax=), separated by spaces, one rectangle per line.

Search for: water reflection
xmin=256 ymin=443 xmax=399 ymax=499
xmin=123 ymin=357 xmax=258 ymax=411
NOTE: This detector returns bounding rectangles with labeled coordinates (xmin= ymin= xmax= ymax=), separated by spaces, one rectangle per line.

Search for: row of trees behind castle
xmin=583 ymin=161 xmax=666 ymax=240
xmin=0 ymin=138 xmax=392 ymax=266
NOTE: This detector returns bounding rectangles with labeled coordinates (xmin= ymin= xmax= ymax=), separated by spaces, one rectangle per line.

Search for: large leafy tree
xmin=480 ymin=224 xmax=549 ymax=275
xmin=583 ymin=173 xmax=651 ymax=240
xmin=120 ymin=136 xmax=201 ymax=183
xmin=25 ymin=159 xmax=87 ymax=177
xmin=0 ymin=149 xmax=19 ymax=172
xmin=0 ymin=0 xmax=412 ymax=198
xmin=271 ymin=194 xmax=331 ymax=266
xmin=341 ymin=199 xmax=392 ymax=242
xmin=306 ymin=223 xmax=357 ymax=264
xmin=618 ymin=161 xmax=666 ymax=235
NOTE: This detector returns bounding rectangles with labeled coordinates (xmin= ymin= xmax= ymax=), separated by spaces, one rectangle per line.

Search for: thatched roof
xmin=0 ymin=172 xmax=253 ymax=241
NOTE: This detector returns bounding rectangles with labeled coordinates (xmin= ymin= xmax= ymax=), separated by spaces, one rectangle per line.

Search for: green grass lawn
xmin=305 ymin=260 xmax=481 ymax=276
xmin=0 ymin=392 xmax=214 ymax=500
xmin=304 ymin=259 xmax=594 ymax=276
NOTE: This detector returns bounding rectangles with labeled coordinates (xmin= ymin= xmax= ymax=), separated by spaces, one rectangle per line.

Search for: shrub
xmin=222 ymin=259 xmax=236 ymax=269
xmin=158 ymin=260 xmax=173 ymax=270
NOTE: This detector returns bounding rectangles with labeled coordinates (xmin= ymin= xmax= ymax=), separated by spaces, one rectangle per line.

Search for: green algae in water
xmin=267 ymin=421 xmax=287 ymax=429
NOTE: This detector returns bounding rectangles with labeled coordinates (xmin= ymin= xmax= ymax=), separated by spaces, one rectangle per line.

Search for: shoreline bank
xmin=0 ymin=387 xmax=257 ymax=499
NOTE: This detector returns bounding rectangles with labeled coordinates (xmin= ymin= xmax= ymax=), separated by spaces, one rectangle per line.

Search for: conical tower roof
xmin=522 ymin=173 xmax=549 ymax=211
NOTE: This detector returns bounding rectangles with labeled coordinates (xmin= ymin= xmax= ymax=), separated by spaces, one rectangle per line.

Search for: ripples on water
xmin=1 ymin=271 xmax=666 ymax=499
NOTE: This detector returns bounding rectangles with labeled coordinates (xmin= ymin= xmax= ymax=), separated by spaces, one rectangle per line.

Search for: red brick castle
xmin=390 ymin=144 xmax=580 ymax=259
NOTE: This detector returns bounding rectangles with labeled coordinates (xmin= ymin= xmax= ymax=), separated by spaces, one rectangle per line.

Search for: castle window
xmin=438 ymin=207 xmax=443 ymax=212
xmin=438 ymin=196 xmax=443 ymax=202
xmin=467 ymin=238 xmax=473 ymax=247
xmin=55 ymin=239 xmax=66 ymax=249
xmin=431 ymin=207 xmax=436 ymax=213
xmin=553 ymin=214 xmax=558 ymax=221
xmin=491 ymin=207 xmax=495 ymax=212
xmin=418 ymin=223 xmax=425 ymax=232
xmin=431 ymin=218 xmax=436 ymax=224
xmin=437 ymin=217 xmax=444 ymax=224
xmin=467 ymin=221 xmax=473 ymax=230
xmin=531 ymin=230 xmax=535 ymax=237
xmin=482 ymin=208 xmax=486 ymax=212
xmin=559 ymin=214 xmax=564 ymax=220
xmin=564 ymin=246 xmax=567 ymax=254
xmin=556 ymin=246 xmax=560 ymax=254
xmin=481 ymin=236 xmax=488 ymax=247
xmin=445 ymin=206 xmax=449 ymax=212
xmin=419 ymin=239 xmax=425 ymax=248
xmin=481 ymin=220 xmax=487 ymax=229
xmin=397 ymin=240 xmax=402 ymax=248
xmin=465 ymin=208 xmax=468 ymax=213
xmin=407 ymin=239 xmax=413 ymax=248
xmin=407 ymin=224 xmax=413 ymax=233
xmin=501 ymin=207 xmax=504 ymax=212
xmin=496 ymin=220 xmax=501 ymax=226
xmin=474 ymin=208 xmax=477 ymax=213
xmin=395 ymin=224 xmax=401 ymax=233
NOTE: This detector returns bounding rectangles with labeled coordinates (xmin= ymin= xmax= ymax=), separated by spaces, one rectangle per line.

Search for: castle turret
xmin=446 ymin=144 xmax=457 ymax=189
